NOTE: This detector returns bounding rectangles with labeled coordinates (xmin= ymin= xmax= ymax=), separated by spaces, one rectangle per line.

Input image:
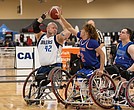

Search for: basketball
xmin=49 ymin=6 xmax=61 ymax=20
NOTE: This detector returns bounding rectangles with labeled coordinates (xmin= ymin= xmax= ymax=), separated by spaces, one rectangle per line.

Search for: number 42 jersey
xmin=37 ymin=34 xmax=62 ymax=66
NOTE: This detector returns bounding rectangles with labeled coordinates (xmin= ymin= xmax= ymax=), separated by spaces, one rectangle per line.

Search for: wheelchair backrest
xmin=69 ymin=53 xmax=83 ymax=75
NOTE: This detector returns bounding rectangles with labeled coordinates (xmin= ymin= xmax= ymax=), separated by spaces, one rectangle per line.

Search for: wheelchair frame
xmin=89 ymin=72 xmax=134 ymax=109
xmin=22 ymin=67 xmax=71 ymax=106
xmin=64 ymin=74 xmax=94 ymax=110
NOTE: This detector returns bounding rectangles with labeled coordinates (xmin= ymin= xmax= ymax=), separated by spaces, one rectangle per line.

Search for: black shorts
xmin=105 ymin=64 xmax=133 ymax=81
xmin=105 ymin=64 xmax=122 ymax=75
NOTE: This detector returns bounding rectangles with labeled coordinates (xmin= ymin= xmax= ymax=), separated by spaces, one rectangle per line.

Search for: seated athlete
xmin=58 ymin=13 xmax=105 ymax=78
xmin=57 ymin=12 xmax=105 ymax=100
xmin=32 ymin=11 xmax=70 ymax=85
xmin=105 ymin=28 xmax=134 ymax=81
xmin=105 ymin=28 xmax=134 ymax=109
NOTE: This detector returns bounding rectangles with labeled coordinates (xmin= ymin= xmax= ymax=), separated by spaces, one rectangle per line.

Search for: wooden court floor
xmin=0 ymin=56 xmax=133 ymax=110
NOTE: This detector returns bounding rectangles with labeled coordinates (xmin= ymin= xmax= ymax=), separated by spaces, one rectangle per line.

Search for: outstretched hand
xmin=96 ymin=69 xmax=104 ymax=76
xmin=55 ymin=9 xmax=62 ymax=19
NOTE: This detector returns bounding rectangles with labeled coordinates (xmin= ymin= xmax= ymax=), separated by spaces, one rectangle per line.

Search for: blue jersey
xmin=77 ymin=32 xmax=100 ymax=69
xmin=115 ymin=41 xmax=134 ymax=69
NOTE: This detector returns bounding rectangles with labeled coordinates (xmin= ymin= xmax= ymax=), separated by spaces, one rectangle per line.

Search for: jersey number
xmin=45 ymin=45 xmax=52 ymax=52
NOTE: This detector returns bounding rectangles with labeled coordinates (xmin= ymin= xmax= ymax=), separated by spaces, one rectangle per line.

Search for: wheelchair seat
xmin=35 ymin=72 xmax=50 ymax=86
xmin=69 ymin=53 xmax=83 ymax=75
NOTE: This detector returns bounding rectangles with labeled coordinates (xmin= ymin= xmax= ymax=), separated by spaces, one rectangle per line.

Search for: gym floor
xmin=0 ymin=56 xmax=132 ymax=110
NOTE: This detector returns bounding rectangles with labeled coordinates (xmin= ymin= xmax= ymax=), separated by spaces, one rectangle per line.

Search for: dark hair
xmin=20 ymin=34 xmax=24 ymax=37
xmin=125 ymin=28 xmax=133 ymax=40
xmin=83 ymin=24 xmax=98 ymax=40
xmin=20 ymin=34 xmax=24 ymax=42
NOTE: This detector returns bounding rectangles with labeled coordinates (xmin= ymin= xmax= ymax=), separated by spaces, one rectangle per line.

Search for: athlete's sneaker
xmin=83 ymin=96 xmax=93 ymax=104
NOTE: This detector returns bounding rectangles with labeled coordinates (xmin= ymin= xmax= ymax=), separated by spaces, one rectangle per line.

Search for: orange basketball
xmin=49 ymin=6 xmax=61 ymax=20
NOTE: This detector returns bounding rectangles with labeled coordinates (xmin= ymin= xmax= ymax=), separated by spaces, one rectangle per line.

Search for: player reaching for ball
xmin=55 ymin=7 xmax=105 ymax=101
xmin=33 ymin=6 xmax=71 ymax=77
xmin=56 ymin=9 xmax=105 ymax=76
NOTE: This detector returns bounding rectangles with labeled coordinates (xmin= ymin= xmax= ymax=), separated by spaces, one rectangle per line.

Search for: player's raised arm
xmin=33 ymin=12 xmax=48 ymax=41
xmin=49 ymin=6 xmax=71 ymax=45
xmin=58 ymin=14 xmax=78 ymax=37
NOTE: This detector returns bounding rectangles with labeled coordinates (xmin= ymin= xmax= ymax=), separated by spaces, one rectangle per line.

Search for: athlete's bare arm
xmin=54 ymin=19 xmax=71 ymax=45
xmin=33 ymin=12 xmax=47 ymax=41
xmin=127 ymin=44 xmax=134 ymax=71
xmin=95 ymin=46 xmax=105 ymax=73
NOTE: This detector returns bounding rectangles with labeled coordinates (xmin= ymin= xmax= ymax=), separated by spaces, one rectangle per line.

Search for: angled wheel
xmin=126 ymin=77 xmax=134 ymax=107
xmin=50 ymin=67 xmax=71 ymax=105
xmin=22 ymin=68 xmax=39 ymax=105
xmin=89 ymin=71 xmax=116 ymax=109
xmin=65 ymin=74 xmax=81 ymax=105
xmin=65 ymin=73 xmax=90 ymax=108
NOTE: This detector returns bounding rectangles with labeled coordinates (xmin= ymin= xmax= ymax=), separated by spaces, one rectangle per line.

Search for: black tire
xmin=22 ymin=68 xmax=38 ymax=104
xmin=65 ymin=103 xmax=68 ymax=109
xmin=89 ymin=71 xmax=116 ymax=109
xmin=65 ymin=74 xmax=77 ymax=105
xmin=126 ymin=77 xmax=134 ymax=107
xmin=51 ymin=67 xmax=71 ymax=105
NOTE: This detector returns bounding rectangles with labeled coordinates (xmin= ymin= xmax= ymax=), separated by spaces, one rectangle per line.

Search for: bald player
xmin=33 ymin=12 xmax=70 ymax=78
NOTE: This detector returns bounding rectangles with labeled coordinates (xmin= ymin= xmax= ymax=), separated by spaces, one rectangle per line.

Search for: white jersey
xmin=37 ymin=34 xmax=62 ymax=66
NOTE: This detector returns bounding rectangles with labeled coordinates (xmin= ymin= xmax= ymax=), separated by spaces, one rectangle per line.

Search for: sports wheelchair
xmin=89 ymin=70 xmax=134 ymax=109
xmin=63 ymin=70 xmax=109 ymax=110
xmin=22 ymin=67 xmax=71 ymax=105
xmin=22 ymin=53 xmax=82 ymax=106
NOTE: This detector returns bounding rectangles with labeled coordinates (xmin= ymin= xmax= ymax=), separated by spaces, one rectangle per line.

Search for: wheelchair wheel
xmin=65 ymin=74 xmax=89 ymax=108
xmin=22 ymin=68 xmax=39 ymax=105
xmin=89 ymin=71 xmax=116 ymax=109
xmin=51 ymin=67 xmax=71 ymax=105
xmin=65 ymin=74 xmax=80 ymax=106
xmin=126 ymin=77 xmax=134 ymax=107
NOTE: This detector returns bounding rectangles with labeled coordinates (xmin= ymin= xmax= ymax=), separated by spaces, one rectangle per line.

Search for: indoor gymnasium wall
xmin=0 ymin=0 xmax=134 ymax=32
